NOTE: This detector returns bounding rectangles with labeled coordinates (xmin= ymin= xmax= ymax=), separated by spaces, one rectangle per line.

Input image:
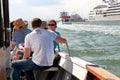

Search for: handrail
xmin=66 ymin=42 xmax=71 ymax=56
xmin=0 ymin=0 xmax=10 ymax=48
xmin=86 ymin=65 xmax=120 ymax=80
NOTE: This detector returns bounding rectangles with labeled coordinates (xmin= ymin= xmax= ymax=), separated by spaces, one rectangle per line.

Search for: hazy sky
xmin=9 ymin=0 xmax=102 ymax=21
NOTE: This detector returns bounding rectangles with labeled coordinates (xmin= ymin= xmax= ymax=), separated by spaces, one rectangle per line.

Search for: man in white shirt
xmin=12 ymin=18 xmax=66 ymax=80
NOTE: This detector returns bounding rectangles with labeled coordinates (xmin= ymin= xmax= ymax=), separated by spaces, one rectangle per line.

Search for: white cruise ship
xmin=88 ymin=0 xmax=120 ymax=21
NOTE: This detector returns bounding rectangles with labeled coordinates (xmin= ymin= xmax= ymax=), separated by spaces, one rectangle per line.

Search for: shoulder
xmin=23 ymin=28 xmax=32 ymax=32
xmin=21 ymin=28 xmax=32 ymax=34
xmin=47 ymin=30 xmax=56 ymax=34
xmin=12 ymin=31 xmax=20 ymax=35
xmin=25 ymin=32 xmax=31 ymax=40
xmin=47 ymin=30 xmax=57 ymax=38
xmin=47 ymin=30 xmax=55 ymax=33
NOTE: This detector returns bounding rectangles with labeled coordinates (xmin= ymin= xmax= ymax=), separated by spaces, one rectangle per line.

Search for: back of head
xmin=41 ymin=21 xmax=47 ymax=29
xmin=13 ymin=18 xmax=25 ymax=30
xmin=32 ymin=18 xmax=42 ymax=29
xmin=24 ymin=20 xmax=28 ymax=28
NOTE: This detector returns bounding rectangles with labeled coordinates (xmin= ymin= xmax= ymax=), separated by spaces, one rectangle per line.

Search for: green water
xmin=57 ymin=22 xmax=120 ymax=77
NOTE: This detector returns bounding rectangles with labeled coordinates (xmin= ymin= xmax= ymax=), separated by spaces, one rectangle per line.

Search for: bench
xmin=44 ymin=67 xmax=59 ymax=71
xmin=33 ymin=54 xmax=60 ymax=80
xmin=33 ymin=67 xmax=59 ymax=80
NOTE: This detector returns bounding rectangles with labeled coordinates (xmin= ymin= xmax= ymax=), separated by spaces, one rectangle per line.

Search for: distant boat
xmin=59 ymin=11 xmax=85 ymax=24
xmin=70 ymin=13 xmax=86 ymax=22
xmin=88 ymin=0 xmax=120 ymax=22
xmin=59 ymin=11 xmax=72 ymax=24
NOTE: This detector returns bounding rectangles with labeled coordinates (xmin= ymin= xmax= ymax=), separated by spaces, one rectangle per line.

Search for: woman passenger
xmin=47 ymin=19 xmax=60 ymax=52
xmin=11 ymin=18 xmax=31 ymax=48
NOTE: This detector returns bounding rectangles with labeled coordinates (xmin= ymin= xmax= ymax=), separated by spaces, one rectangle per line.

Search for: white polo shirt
xmin=24 ymin=28 xmax=57 ymax=66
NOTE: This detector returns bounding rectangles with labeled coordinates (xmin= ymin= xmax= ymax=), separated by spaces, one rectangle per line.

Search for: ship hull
xmin=88 ymin=15 xmax=120 ymax=22
xmin=88 ymin=1 xmax=120 ymax=22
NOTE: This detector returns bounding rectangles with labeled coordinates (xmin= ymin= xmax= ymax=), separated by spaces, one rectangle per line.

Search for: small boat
xmin=59 ymin=11 xmax=72 ymax=24
xmin=0 ymin=0 xmax=120 ymax=80
xmin=59 ymin=11 xmax=85 ymax=24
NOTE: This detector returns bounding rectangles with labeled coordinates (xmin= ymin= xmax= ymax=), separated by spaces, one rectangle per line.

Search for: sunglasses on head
xmin=48 ymin=24 xmax=55 ymax=26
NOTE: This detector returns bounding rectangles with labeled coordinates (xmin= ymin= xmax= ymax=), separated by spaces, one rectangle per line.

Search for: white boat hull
xmin=88 ymin=15 xmax=120 ymax=22
xmin=0 ymin=48 xmax=120 ymax=80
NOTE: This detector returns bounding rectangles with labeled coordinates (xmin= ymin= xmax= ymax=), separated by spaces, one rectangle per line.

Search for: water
xmin=57 ymin=22 xmax=120 ymax=77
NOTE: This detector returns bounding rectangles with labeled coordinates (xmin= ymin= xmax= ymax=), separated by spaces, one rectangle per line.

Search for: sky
xmin=9 ymin=0 xmax=102 ymax=21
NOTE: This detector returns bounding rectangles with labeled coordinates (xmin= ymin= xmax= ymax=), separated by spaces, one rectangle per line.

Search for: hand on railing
xmin=66 ymin=42 xmax=70 ymax=56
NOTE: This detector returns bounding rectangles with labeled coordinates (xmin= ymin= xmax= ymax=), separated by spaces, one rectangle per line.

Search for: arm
xmin=23 ymin=48 xmax=31 ymax=59
xmin=55 ymin=35 xmax=67 ymax=44
xmin=49 ymin=30 xmax=67 ymax=43
xmin=23 ymin=34 xmax=31 ymax=59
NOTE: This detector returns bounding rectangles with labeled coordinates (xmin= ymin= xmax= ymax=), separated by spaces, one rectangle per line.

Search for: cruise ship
xmin=88 ymin=0 xmax=120 ymax=21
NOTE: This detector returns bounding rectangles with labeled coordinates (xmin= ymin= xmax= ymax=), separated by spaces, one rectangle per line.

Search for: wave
xmin=58 ymin=23 xmax=120 ymax=35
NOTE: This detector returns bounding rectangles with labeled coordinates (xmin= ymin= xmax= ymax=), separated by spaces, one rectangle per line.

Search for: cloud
xmin=10 ymin=0 xmax=25 ymax=4
xmin=28 ymin=5 xmax=61 ymax=20
xmin=58 ymin=0 xmax=102 ymax=18
xmin=9 ymin=0 xmax=102 ymax=20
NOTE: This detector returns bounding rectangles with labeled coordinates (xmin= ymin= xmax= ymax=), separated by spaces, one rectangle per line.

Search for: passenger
xmin=24 ymin=20 xmax=29 ymax=28
xmin=11 ymin=18 xmax=32 ymax=48
xmin=46 ymin=20 xmax=61 ymax=79
xmin=11 ymin=18 xmax=32 ymax=61
xmin=41 ymin=21 xmax=47 ymax=29
xmin=12 ymin=18 xmax=66 ymax=80
xmin=47 ymin=19 xmax=60 ymax=52
xmin=28 ymin=21 xmax=47 ymax=57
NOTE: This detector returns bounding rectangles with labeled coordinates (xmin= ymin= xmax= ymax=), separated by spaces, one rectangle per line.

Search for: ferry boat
xmin=0 ymin=0 xmax=120 ymax=80
xmin=88 ymin=0 xmax=120 ymax=22
xmin=59 ymin=11 xmax=72 ymax=24
xmin=59 ymin=11 xmax=85 ymax=24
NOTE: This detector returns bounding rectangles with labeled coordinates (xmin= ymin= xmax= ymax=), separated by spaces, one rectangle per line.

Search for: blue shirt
xmin=54 ymin=31 xmax=60 ymax=49
xmin=12 ymin=28 xmax=32 ymax=47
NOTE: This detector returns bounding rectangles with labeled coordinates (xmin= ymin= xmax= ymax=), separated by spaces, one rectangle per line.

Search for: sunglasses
xmin=48 ymin=24 xmax=55 ymax=26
